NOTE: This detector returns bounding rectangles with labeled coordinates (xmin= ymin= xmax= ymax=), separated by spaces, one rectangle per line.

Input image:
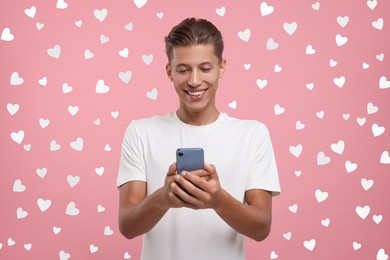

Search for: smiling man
xmin=117 ymin=18 xmax=281 ymax=260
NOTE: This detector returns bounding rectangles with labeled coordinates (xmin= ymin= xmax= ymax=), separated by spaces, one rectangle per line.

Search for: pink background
xmin=1 ymin=1 xmax=389 ymax=259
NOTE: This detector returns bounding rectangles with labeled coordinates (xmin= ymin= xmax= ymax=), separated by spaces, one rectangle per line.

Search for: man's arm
xmin=170 ymin=163 xmax=272 ymax=241
xmin=118 ymin=163 xmax=210 ymax=239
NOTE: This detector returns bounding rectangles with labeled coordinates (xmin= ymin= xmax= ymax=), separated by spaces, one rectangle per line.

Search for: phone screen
xmin=176 ymin=148 xmax=204 ymax=174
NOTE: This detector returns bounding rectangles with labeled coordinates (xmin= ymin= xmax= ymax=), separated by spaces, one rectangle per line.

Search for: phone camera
xmin=178 ymin=152 xmax=184 ymax=156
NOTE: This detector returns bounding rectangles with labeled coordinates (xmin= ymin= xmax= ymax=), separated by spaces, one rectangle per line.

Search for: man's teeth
xmin=188 ymin=90 xmax=204 ymax=96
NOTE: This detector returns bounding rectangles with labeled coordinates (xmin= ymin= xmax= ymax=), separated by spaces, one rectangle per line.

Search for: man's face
xmin=166 ymin=44 xmax=226 ymax=115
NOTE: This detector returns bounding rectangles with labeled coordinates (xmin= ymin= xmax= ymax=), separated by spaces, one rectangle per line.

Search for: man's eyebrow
xmin=175 ymin=62 xmax=213 ymax=67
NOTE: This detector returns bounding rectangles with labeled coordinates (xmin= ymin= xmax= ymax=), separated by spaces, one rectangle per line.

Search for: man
xmin=117 ymin=17 xmax=281 ymax=260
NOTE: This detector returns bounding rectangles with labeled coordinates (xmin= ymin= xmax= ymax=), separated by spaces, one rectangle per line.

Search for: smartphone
xmin=176 ymin=148 xmax=204 ymax=174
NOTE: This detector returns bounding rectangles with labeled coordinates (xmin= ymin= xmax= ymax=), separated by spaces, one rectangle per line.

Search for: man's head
xmin=165 ymin=18 xmax=224 ymax=64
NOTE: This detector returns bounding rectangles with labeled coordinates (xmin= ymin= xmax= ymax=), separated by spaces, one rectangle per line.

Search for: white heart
xmin=357 ymin=117 xmax=366 ymax=126
xmin=377 ymin=248 xmax=389 ymax=260
xmin=376 ymin=53 xmax=384 ymax=61
xmin=1 ymin=28 xmax=14 ymax=41
xmin=306 ymin=45 xmax=315 ymax=55
xmin=97 ymin=205 xmax=105 ymax=213
xmin=38 ymin=77 xmax=47 ymax=86
xmin=8 ymin=238 xmax=16 ymax=246
xmin=367 ymin=0 xmax=377 ymax=10
xmin=238 ymin=29 xmax=251 ymax=42
xmin=68 ymin=105 xmax=79 ymax=116
xmin=124 ymin=252 xmax=132 ymax=259
xmin=256 ymin=79 xmax=268 ymax=89
xmin=372 ymin=18 xmax=384 ymax=30
xmin=134 ymin=0 xmax=148 ymax=8
xmin=361 ymin=178 xmax=374 ymax=191
xmin=96 ymin=79 xmax=110 ymax=94
xmin=111 ymin=111 xmax=119 ymax=119
xmin=90 ymin=244 xmax=98 ymax=253
xmin=316 ymin=111 xmax=325 ymax=119
xmin=67 ymin=175 xmax=80 ymax=187
xmin=353 ymin=241 xmax=361 ymax=250
xmin=288 ymin=204 xmax=298 ymax=213
xmin=333 ymin=76 xmax=346 ymax=88
xmin=294 ymin=170 xmax=302 ymax=177
xmin=36 ymin=23 xmax=44 ymax=30
xmin=296 ymin=121 xmax=305 ymax=130
xmin=267 ymin=38 xmax=278 ymax=50
xmin=75 ymin=20 xmax=82 ymax=27
xmin=70 ymin=137 xmax=83 ymax=151
xmin=23 ymin=144 xmax=31 ymax=151
xmin=289 ymin=144 xmax=303 ymax=158
xmin=274 ymin=64 xmax=282 ymax=72
xmin=24 ymin=243 xmax=32 ymax=251
xmin=10 ymin=72 xmax=24 ymax=85
xmin=355 ymin=205 xmax=370 ymax=219
xmin=104 ymin=144 xmax=112 ymax=151
xmin=283 ymin=22 xmax=297 ymax=35
xmin=321 ymin=218 xmax=330 ymax=227
xmin=315 ymin=189 xmax=329 ymax=203
xmin=125 ymin=22 xmax=133 ymax=31
xmin=335 ymin=34 xmax=348 ymax=46
xmin=337 ymin=16 xmax=349 ymax=28
xmin=283 ymin=232 xmax=292 ymax=240
xmin=317 ymin=151 xmax=331 ymax=166
xmin=344 ymin=113 xmax=350 ymax=120
xmin=274 ymin=104 xmax=285 ymax=115
xmin=17 ymin=207 xmax=28 ymax=219
xmin=37 ymin=198 xmax=51 ymax=212
xmin=95 ymin=167 xmax=105 ymax=176
xmin=306 ymin=82 xmax=314 ymax=90
xmin=345 ymin=160 xmax=358 ymax=173
xmin=311 ymin=2 xmax=320 ymax=10
xmin=119 ymin=70 xmax=132 ymax=83
xmin=7 ymin=103 xmax=19 ymax=115
xmin=94 ymin=8 xmax=107 ymax=22
xmin=216 ymin=7 xmax=226 ymax=17
xmin=104 ymin=226 xmax=114 ymax=236
xmin=47 ymin=44 xmax=61 ymax=59
xmin=100 ymin=34 xmax=109 ymax=44
xmin=303 ymin=239 xmax=316 ymax=251
xmin=372 ymin=123 xmax=385 ymax=137
xmin=13 ymin=179 xmax=26 ymax=192
xmin=53 ymin=227 xmax=62 ymax=235
xmin=36 ymin=168 xmax=48 ymax=178
xmin=50 ymin=140 xmax=61 ymax=151
xmin=260 ymin=2 xmax=274 ymax=16
xmin=142 ymin=54 xmax=154 ymax=65
xmin=270 ymin=251 xmax=278 ymax=259
xmin=59 ymin=250 xmax=70 ymax=260
xmin=331 ymin=140 xmax=345 ymax=155
xmin=329 ymin=59 xmax=338 ymax=67
xmin=56 ymin=0 xmax=68 ymax=9
xmin=379 ymin=76 xmax=390 ymax=89
xmin=62 ymin=83 xmax=73 ymax=94
xmin=373 ymin=215 xmax=383 ymax=224
xmin=367 ymin=102 xmax=378 ymax=114
xmin=380 ymin=151 xmax=390 ymax=164
xmin=66 ymin=202 xmax=80 ymax=216
xmin=228 ymin=100 xmax=237 ymax=109
xmin=244 ymin=64 xmax=251 ymax=70
xmin=11 ymin=130 xmax=24 ymax=144
xmin=362 ymin=62 xmax=370 ymax=69
xmin=84 ymin=49 xmax=94 ymax=59
xmin=119 ymin=48 xmax=129 ymax=58
xmin=24 ymin=6 xmax=36 ymax=18
xmin=156 ymin=12 xmax=164 ymax=19
xmin=146 ymin=88 xmax=158 ymax=100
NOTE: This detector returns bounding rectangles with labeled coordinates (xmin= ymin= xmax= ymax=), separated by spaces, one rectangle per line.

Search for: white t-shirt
xmin=117 ymin=112 xmax=281 ymax=260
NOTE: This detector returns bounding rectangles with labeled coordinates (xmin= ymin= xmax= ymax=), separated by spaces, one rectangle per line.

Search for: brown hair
xmin=164 ymin=18 xmax=224 ymax=63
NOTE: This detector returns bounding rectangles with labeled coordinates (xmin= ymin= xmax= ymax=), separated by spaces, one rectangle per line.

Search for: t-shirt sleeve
xmin=246 ymin=123 xmax=281 ymax=196
xmin=116 ymin=121 xmax=146 ymax=188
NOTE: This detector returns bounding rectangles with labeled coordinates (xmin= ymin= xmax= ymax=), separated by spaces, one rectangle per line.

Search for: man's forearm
xmin=119 ymin=187 xmax=169 ymax=239
xmin=214 ymin=189 xmax=272 ymax=242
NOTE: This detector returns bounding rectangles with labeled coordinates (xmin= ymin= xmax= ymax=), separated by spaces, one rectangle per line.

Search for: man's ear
xmin=166 ymin=63 xmax=173 ymax=81
xmin=219 ymin=59 xmax=226 ymax=78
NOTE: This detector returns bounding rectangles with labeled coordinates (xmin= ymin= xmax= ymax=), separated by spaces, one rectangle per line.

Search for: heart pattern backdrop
xmin=1 ymin=0 xmax=389 ymax=259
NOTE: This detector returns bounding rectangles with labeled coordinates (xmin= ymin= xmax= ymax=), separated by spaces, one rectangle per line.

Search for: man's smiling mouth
xmin=185 ymin=88 xmax=208 ymax=97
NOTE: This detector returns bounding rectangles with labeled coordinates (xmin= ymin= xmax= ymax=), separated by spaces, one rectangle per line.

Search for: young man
xmin=117 ymin=18 xmax=281 ymax=260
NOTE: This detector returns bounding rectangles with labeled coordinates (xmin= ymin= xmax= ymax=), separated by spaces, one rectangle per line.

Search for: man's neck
xmin=176 ymin=108 xmax=220 ymax=126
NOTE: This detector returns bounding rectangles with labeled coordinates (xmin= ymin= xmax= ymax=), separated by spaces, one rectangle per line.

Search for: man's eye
xmin=201 ymin=68 xmax=211 ymax=72
xmin=177 ymin=69 xmax=189 ymax=73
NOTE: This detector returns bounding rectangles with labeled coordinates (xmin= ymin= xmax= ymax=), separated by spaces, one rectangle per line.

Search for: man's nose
xmin=188 ymin=70 xmax=201 ymax=87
